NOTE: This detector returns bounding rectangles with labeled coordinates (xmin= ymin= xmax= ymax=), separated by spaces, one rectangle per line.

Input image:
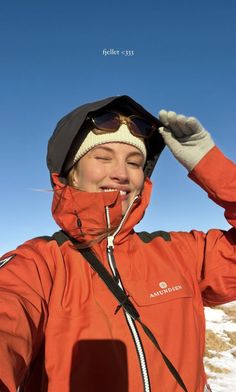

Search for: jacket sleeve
xmin=0 ymin=241 xmax=53 ymax=391
xmin=188 ymin=146 xmax=236 ymax=306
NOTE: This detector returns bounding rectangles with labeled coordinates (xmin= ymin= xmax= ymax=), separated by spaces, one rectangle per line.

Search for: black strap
xmin=79 ymin=247 xmax=188 ymax=392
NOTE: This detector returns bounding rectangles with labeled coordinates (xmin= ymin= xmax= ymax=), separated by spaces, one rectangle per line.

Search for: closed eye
xmin=128 ymin=161 xmax=142 ymax=167
xmin=95 ymin=156 xmax=112 ymax=160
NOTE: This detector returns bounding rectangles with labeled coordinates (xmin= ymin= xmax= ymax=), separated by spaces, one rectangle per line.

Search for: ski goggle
xmin=87 ymin=111 xmax=158 ymax=138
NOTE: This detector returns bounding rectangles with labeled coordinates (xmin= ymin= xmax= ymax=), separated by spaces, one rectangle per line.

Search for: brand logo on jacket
xmin=150 ymin=281 xmax=183 ymax=298
xmin=159 ymin=281 xmax=168 ymax=289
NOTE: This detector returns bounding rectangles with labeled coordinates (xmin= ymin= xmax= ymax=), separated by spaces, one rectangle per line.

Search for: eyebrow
xmin=93 ymin=146 xmax=144 ymax=158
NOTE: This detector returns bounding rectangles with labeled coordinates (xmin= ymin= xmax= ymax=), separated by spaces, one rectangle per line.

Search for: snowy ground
xmin=204 ymin=301 xmax=236 ymax=391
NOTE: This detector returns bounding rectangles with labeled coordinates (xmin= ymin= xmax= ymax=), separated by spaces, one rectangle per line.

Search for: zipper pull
xmin=107 ymin=235 xmax=114 ymax=249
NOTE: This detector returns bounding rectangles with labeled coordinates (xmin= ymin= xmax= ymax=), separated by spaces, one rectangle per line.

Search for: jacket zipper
xmin=105 ymin=201 xmax=151 ymax=392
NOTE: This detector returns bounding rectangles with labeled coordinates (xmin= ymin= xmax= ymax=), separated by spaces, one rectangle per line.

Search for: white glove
xmin=158 ymin=110 xmax=215 ymax=171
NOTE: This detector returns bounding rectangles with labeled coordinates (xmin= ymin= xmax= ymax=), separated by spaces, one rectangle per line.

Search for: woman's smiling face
xmin=69 ymin=142 xmax=145 ymax=214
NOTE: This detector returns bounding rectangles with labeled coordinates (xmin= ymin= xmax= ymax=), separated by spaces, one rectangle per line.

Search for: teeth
xmin=103 ymin=188 xmax=127 ymax=195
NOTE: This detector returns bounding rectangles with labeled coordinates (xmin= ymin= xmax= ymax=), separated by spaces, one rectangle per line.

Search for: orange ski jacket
xmin=0 ymin=146 xmax=236 ymax=392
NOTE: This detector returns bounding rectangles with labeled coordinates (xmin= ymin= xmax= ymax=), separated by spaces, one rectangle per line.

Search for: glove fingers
xmin=159 ymin=110 xmax=169 ymax=126
xmin=186 ymin=117 xmax=203 ymax=134
xmin=166 ymin=112 xmax=185 ymax=137
xmin=158 ymin=109 xmax=214 ymax=171
xmin=159 ymin=110 xmax=184 ymax=137
xmin=158 ymin=126 xmax=180 ymax=147
xmin=176 ymin=115 xmax=193 ymax=136
xmin=159 ymin=110 xmax=203 ymax=137
xmin=171 ymin=114 xmax=203 ymax=136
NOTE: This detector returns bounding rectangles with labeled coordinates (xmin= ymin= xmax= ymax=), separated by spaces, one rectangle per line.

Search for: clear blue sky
xmin=1 ymin=0 xmax=236 ymax=254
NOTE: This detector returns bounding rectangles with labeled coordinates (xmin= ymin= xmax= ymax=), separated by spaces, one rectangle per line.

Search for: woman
xmin=0 ymin=95 xmax=236 ymax=392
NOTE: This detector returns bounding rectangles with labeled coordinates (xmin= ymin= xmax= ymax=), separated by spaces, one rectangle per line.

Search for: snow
xmin=204 ymin=301 xmax=236 ymax=391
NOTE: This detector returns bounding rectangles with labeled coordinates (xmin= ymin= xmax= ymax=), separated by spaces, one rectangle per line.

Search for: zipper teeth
xmin=109 ymin=195 xmax=139 ymax=239
xmin=105 ymin=197 xmax=150 ymax=392
xmin=105 ymin=206 xmax=111 ymax=229
xmin=125 ymin=312 xmax=151 ymax=392
xmin=107 ymin=247 xmax=151 ymax=392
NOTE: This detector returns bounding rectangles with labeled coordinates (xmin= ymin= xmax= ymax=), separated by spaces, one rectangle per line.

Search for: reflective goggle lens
xmin=90 ymin=112 xmax=155 ymax=138
xmin=92 ymin=112 xmax=120 ymax=132
xmin=129 ymin=116 xmax=154 ymax=138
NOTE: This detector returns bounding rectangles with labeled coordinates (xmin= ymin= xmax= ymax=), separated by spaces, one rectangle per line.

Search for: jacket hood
xmin=47 ymin=95 xmax=165 ymax=185
xmin=51 ymin=172 xmax=152 ymax=246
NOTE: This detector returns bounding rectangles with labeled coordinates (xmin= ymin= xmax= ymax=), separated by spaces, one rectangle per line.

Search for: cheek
xmin=133 ymin=171 xmax=145 ymax=192
xmin=76 ymin=164 xmax=107 ymax=186
xmin=89 ymin=165 xmax=107 ymax=181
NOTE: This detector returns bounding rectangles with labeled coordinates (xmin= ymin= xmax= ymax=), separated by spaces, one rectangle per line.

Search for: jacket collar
xmin=51 ymin=173 xmax=152 ymax=245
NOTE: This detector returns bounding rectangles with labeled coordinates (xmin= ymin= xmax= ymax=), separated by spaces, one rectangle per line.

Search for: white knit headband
xmin=73 ymin=124 xmax=147 ymax=164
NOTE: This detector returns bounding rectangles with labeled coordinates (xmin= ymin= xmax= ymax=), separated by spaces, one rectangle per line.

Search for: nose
xmin=110 ymin=160 xmax=129 ymax=183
